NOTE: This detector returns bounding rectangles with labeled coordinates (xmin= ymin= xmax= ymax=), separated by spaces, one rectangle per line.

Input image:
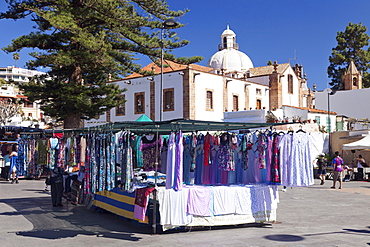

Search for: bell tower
xmin=342 ymin=61 xmax=362 ymax=90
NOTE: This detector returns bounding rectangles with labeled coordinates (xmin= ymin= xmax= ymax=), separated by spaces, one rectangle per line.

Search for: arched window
xmin=206 ymin=90 xmax=213 ymax=110
xmin=223 ymin=37 xmax=227 ymax=48
xmin=233 ymin=95 xmax=239 ymax=111
xmin=256 ymin=99 xmax=262 ymax=110
xmin=163 ymin=88 xmax=174 ymax=111
xmin=353 ymin=77 xmax=357 ymax=86
xmin=134 ymin=92 xmax=145 ymax=114
xmin=288 ymin=74 xmax=293 ymax=94
xmin=115 ymin=94 xmax=125 ymax=116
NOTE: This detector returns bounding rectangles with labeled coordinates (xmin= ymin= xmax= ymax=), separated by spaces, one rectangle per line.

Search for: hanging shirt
xmin=141 ymin=135 xmax=162 ymax=171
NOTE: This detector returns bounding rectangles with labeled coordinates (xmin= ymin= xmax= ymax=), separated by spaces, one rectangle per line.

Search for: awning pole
xmin=152 ymin=125 xmax=160 ymax=234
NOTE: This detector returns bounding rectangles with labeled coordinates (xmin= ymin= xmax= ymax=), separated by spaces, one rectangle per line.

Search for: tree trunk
xmin=63 ymin=64 xmax=84 ymax=129
xmin=64 ymin=113 xmax=84 ymax=129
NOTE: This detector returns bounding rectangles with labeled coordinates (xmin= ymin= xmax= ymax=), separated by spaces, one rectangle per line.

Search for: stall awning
xmin=342 ymin=134 xmax=370 ymax=150
xmin=52 ymin=119 xmax=289 ymax=134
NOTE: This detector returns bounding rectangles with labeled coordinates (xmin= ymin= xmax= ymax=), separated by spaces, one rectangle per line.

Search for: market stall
xmin=342 ymin=134 xmax=370 ymax=180
xmin=17 ymin=119 xmax=315 ymax=233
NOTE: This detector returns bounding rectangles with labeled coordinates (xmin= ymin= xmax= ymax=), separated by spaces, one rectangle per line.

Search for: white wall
xmin=315 ymin=88 xmax=370 ymax=120
xmin=193 ymin=73 xmax=225 ymax=121
xmin=161 ymin=73 xmax=184 ymax=121
xmin=281 ymin=67 xmax=300 ymax=107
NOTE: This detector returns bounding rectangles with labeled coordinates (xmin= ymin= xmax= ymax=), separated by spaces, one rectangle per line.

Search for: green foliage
xmin=1 ymin=0 xmax=203 ymax=128
xmin=327 ymin=22 xmax=370 ymax=90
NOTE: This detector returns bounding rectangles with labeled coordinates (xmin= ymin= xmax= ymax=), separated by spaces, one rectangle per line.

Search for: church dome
xmin=207 ymin=25 xmax=254 ymax=73
xmin=208 ymin=49 xmax=254 ymax=72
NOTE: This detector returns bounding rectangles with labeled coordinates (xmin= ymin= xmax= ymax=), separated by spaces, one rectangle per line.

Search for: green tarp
xmin=56 ymin=118 xmax=288 ymax=134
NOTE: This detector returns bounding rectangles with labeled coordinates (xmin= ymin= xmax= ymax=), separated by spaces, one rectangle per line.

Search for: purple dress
xmin=173 ymin=131 xmax=183 ymax=191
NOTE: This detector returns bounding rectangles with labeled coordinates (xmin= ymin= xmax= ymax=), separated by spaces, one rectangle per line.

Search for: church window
xmin=288 ymin=74 xmax=293 ymax=94
xmin=163 ymin=88 xmax=174 ymax=111
xmin=115 ymin=94 xmax=125 ymax=116
xmin=256 ymin=99 xmax=262 ymax=110
xmin=315 ymin=116 xmax=320 ymax=125
xmin=326 ymin=116 xmax=331 ymax=132
xmin=256 ymin=88 xmax=262 ymax=95
xmin=134 ymin=92 xmax=145 ymax=114
xmin=206 ymin=90 xmax=213 ymax=110
xmin=223 ymin=37 xmax=227 ymax=48
xmin=233 ymin=95 xmax=239 ymax=111
xmin=353 ymin=77 xmax=357 ymax=86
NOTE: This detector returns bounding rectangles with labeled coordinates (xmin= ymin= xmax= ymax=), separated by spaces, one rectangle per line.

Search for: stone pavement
xmin=0 ymin=178 xmax=369 ymax=247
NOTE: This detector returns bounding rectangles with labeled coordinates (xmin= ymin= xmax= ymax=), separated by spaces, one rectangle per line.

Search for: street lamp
xmin=160 ymin=19 xmax=178 ymax=121
xmin=153 ymin=18 xmax=179 ymax=235
xmin=324 ymin=88 xmax=336 ymax=155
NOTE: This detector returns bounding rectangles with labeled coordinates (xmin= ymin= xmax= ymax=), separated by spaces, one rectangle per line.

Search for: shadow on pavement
xmin=0 ymin=195 xmax=150 ymax=241
xmin=264 ymin=234 xmax=305 ymax=242
xmin=15 ymin=229 xmax=141 ymax=241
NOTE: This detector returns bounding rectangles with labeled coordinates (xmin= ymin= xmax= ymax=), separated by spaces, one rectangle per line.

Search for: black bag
xmin=50 ymin=167 xmax=64 ymax=183
xmin=45 ymin=177 xmax=51 ymax=185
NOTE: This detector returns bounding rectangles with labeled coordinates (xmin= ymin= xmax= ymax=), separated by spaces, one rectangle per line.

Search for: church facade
xmin=85 ymin=26 xmax=314 ymax=126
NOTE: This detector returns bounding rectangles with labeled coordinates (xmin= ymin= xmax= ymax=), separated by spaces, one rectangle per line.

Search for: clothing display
xmin=13 ymin=124 xmax=316 ymax=231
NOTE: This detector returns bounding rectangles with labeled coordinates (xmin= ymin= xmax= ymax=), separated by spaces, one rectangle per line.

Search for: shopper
xmin=331 ymin=151 xmax=344 ymax=189
xmin=9 ymin=145 xmax=19 ymax=184
xmin=2 ymin=151 xmax=11 ymax=181
xmin=317 ymin=153 xmax=327 ymax=185
xmin=50 ymin=166 xmax=66 ymax=207
xmin=357 ymin=154 xmax=366 ymax=168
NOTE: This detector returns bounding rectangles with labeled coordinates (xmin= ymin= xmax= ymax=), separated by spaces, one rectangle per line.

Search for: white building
xmin=315 ymin=61 xmax=369 ymax=131
xmin=85 ymin=26 xmax=315 ymax=127
xmin=0 ymin=66 xmax=45 ymax=84
xmin=0 ymin=66 xmax=46 ymax=128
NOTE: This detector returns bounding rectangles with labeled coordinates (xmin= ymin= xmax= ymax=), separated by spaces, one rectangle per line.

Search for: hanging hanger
xmin=296 ymin=125 xmax=306 ymax=133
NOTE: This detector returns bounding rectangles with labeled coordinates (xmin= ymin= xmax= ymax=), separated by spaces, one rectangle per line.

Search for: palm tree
xmin=13 ymin=53 xmax=20 ymax=67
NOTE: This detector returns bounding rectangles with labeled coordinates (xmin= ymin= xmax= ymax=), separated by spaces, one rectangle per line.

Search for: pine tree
xmin=1 ymin=0 xmax=202 ymax=128
xmin=327 ymin=22 xmax=370 ymax=90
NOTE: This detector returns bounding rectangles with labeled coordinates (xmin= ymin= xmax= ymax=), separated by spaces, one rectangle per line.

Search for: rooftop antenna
xmin=288 ymin=49 xmax=297 ymax=64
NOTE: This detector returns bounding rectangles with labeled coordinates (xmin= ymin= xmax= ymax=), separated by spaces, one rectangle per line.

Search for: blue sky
xmin=1 ymin=0 xmax=370 ymax=91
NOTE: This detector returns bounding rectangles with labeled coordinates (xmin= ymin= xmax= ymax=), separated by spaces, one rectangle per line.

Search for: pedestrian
xmin=317 ymin=153 xmax=327 ymax=185
xmin=2 ymin=151 xmax=11 ymax=181
xmin=9 ymin=145 xmax=19 ymax=184
xmin=331 ymin=151 xmax=344 ymax=189
xmin=356 ymin=154 xmax=366 ymax=168
xmin=50 ymin=166 xmax=66 ymax=207
xmin=44 ymin=166 xmax=51 ymax=192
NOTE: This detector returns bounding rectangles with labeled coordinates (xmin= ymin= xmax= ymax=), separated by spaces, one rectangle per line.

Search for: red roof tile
xmin=283 ymin=105 xmax=337 ymax=115
xmin=125 ymin=60 xmax=213 ymax=79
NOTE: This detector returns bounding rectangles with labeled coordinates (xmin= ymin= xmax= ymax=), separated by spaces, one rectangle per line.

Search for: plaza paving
xmin=0 ymin=178 xmax=369 ymax=247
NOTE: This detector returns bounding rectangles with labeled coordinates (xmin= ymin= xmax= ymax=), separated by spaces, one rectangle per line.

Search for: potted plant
xmin=265 ymin=112 xmax=278 ymax=123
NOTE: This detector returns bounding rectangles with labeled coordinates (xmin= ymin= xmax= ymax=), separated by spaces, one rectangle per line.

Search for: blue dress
xmin=10 ymin=154 xmax=19 ymax=178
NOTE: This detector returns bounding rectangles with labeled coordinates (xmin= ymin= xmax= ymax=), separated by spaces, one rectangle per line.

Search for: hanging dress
xmin=141 ymin=135 xmax=162 ymax=171
xmin=173 ymin=131 xmax=183 ymax=191
xmin=166 ymin=132 xmax=176 ymax=189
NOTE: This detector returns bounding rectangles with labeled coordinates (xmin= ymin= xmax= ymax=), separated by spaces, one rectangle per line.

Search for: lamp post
xmin=153 ymin=19 xmax=178 ymax=235
xmin=324 ymin=88 xmax=332 ymax=155
xmin=160 ymin=19 xmax=178 ymax=121
xmin=324 ymin=88 xmax=336 ymax=156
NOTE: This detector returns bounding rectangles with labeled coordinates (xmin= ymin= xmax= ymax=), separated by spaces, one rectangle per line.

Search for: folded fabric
xmin=134 ymin=187 xmax=155 ymax=207
xmin=187 ymin=186 xmax=212 ymax=216
xmin=157 ymin=187 xmax=192 ymax=226
xmin=213 ymin=186 xmax=237 ymax=215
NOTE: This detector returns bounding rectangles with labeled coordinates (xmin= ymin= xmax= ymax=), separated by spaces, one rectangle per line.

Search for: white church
xmin=86 ymin=26 xmax=318 ymax=126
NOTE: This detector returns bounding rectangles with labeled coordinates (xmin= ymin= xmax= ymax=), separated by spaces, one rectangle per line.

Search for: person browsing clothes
xmin=317 ymin=153 xmax=327 ymax=185
xmin=331 ymin=151 xmax=344 ymax=189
